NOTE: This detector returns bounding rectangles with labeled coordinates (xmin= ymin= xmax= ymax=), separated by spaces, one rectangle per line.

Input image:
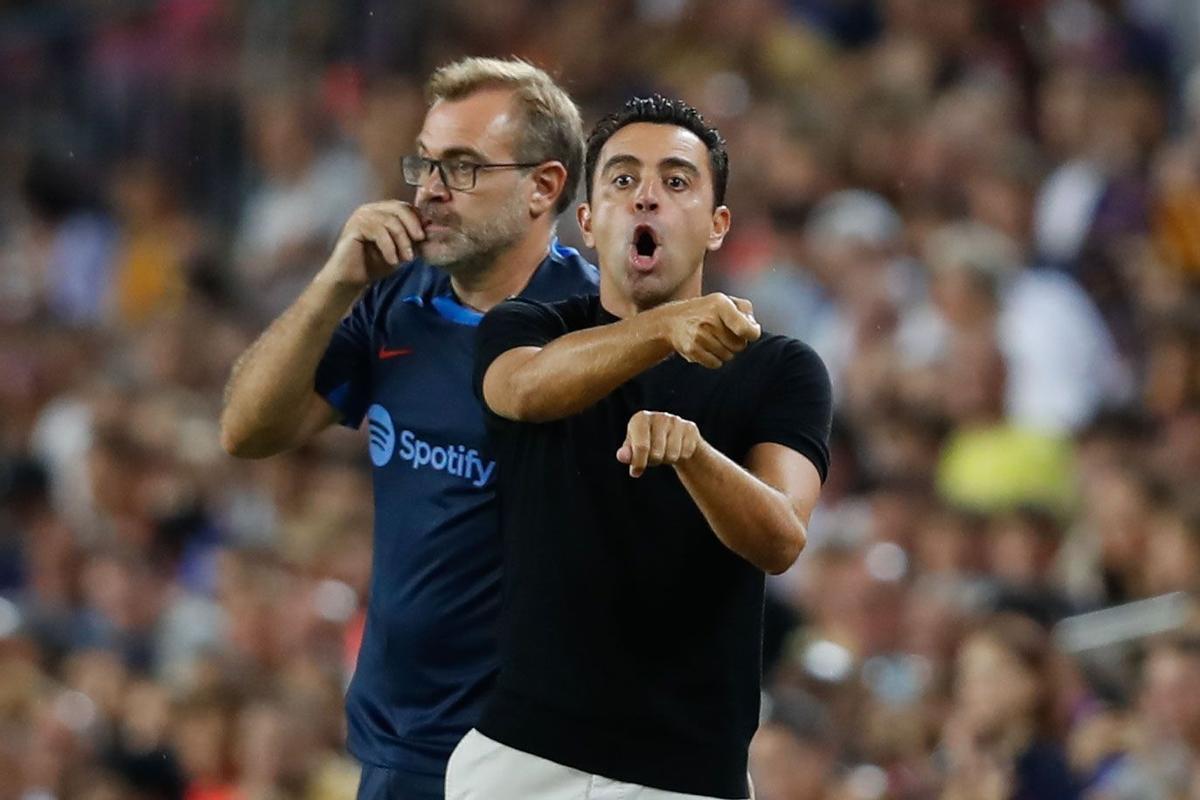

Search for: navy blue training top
xmin=313 ymin=242 xmax=598 ymax=777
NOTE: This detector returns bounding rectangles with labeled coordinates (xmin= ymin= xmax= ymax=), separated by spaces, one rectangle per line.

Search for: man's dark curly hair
xmin=584 ymin=95 xmax=729 ymax=208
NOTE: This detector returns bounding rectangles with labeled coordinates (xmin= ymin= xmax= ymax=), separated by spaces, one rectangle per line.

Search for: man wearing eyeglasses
xmin=219 ymin=57 xmax=597 ymax=800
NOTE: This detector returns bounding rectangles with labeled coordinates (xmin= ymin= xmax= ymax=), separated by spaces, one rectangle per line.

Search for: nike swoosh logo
xmin=378 ymin=346 xmax=413 ymax=360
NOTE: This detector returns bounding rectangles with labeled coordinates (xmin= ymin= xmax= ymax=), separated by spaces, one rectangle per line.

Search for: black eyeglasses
xmin=401 ymin=155 xmax=542 ymax=191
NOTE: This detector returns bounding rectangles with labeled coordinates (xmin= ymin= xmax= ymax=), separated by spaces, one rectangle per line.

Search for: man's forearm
xmin=487 ymin=308 xmax=675 ymax=422
xmin=673 ymin=441 xmax=808 ymax=574
xmin=486 ymin=293 xmax=760 ymax=422
xmin=220 ymin=273 xmax=360 ymax=456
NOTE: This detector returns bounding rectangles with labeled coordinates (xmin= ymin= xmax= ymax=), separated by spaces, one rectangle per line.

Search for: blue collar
xmin=430 ymin=293 xmax=483 ymax=326
xmin=403 ymin=239 xmax=580 ymax=327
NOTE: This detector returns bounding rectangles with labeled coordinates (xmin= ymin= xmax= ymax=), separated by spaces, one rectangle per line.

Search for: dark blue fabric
xmin=314 ymin=242 xmax=597 ymax=781
xmin=1013 ymin=740 xmax=1081 ymax=800
xmin=356 ymin=762 xmax=445 ymax=800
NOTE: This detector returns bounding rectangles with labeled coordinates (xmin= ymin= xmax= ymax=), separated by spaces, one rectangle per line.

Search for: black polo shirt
xmin=472 ymin=294 xmax=832 ymax=798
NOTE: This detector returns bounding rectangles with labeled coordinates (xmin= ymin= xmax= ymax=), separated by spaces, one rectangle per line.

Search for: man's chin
xmin=627 ymin=276 xmax=677 ymax=310
xmin=416 ymin=238 xmax=463 ymax=267
xmin=419 ymin=240 xmax=498 ymax=279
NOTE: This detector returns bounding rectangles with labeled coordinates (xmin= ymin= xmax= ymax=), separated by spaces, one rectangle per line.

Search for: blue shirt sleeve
xmin=314 ymin=285 xmax=379 ymax=429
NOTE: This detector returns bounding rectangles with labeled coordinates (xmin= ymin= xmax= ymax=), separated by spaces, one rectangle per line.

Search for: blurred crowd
xmin=2 ymin=0 xmax=1200 ymax=798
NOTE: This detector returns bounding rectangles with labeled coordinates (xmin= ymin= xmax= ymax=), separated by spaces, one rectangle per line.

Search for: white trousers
xmin=445 ymin=728 xmax=752 ymax=800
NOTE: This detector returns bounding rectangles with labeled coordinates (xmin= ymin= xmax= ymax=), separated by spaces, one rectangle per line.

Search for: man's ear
xmin=530 ymin=161 xmax=568 ymax=216
xmin=577 ymin=202 xmax=595 ymax=248
xmin=707 ymin=205 xmax=731 ymax=251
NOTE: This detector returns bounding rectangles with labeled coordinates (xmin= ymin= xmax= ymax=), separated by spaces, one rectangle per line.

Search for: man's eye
xmin=666 ymin=175 xmax=688 ymax=190
xmin=613 ymin=174 xmax=634 ymax=188
xmin=446 ymin=161 xmax=476 ymax=176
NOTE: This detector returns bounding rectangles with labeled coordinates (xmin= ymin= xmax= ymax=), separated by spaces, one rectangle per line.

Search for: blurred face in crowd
xmin=749 ymin=723 xmax=833 ymax=800
xmin=902 ymin=581 xmax=967 ymax=666
xmin=64 ymin=649 xmax=127 ymax=720
xmin=1140 ymin=645 xmax=1200 ymax=743
xmin=251 ymin=95 xmax=316 ymax=181
xmin=965 ymin=168 xmax=1033 ymax=245
xmin=941 ymin=335 xmax=1006 ymax=423
xmin=987 ymin=513 xmax=1058 ymax=588
xmin=1038 ymin=68 xmax=1092 ymax=158
xmin=1142 ymin=508 xmax=1200 ymax=595
xmin=954 ymin=631 xmax=1041 ymax=737
xmin=173 ymin=703 xmax=231 ymax=783
xmin=121 ymin=679 xmax=173 ymax=753
xmin=809 ymin=236 xmax=893 ymax=316
xmin=1083 ymin=468 xmax=1152 ymax=573
xmin=112 ymin=158 xmax=173 ymax=226
xmin=360 ymin=80 xmax=425 ymax=196
xmin=930 ymin=268 xmax=996 ymax=330
xmin=579 ymin=122 xmax=730 ymax=312
xmin=236 ymin=702 xmax=290 ymax=786
xmin=915 ymin=510 xmax=981 ymax=575
xmin=413 ymin=88 xmax=545 ymax=278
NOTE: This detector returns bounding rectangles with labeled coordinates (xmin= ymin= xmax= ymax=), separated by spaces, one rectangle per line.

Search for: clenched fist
xmin=320 ymin=201 xmax=427 ymax=289
xmin=616 ymin=411 xmax=702 ymax=477
xmin=656 ymin=293 xmax=761 ymax=368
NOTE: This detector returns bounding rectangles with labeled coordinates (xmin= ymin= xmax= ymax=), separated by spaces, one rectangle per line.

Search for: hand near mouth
xmin=321 ymin=200 xmax=427 ymax=288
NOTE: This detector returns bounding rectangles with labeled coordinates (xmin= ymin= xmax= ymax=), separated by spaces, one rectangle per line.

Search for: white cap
xmin=805 ymin=189 xmax=902 ymax=248
xmin=923 ymin=220 xmax=1022 ymax=286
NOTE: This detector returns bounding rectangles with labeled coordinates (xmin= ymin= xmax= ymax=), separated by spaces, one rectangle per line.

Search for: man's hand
xmin=616 ymin=411 xmax=702 ymax=477
xmin=318 ymin=201 xmax=427 ymax=289
xmin=656 ymin=293 xmax=761 ymax=368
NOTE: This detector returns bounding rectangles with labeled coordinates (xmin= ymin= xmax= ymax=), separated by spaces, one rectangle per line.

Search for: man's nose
xmin=634 ymin=181 xmax=659 ymax=212
xmin=415 ymin=163 xmax=450 ymax=204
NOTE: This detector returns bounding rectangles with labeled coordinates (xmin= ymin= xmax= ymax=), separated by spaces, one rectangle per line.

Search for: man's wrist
xmin=312 ymin=267 xmax=367 ymax=302
xmin=673 ymin=435 xmax=714 ymax=475
xmin=636 ymin=302 xmax=678 ymax=351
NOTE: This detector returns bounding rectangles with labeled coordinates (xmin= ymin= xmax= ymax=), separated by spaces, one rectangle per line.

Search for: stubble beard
xmin=417 ymin=192 xmax=529 ymax=281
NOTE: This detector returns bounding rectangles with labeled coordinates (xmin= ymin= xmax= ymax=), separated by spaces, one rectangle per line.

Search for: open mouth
xmin=630 ymin=224 xmax=660 ymax=271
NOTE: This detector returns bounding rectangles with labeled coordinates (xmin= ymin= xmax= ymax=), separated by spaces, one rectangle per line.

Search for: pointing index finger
xmin=730 ymin=296 xmax=760 ymax=339
xmin=716 ymin=300 xmax=761 ymax=343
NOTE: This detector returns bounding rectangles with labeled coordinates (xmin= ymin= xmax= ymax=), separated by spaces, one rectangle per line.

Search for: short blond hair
xmin=426 ymin=57 xmax=583 ymax=213
xmin=924 ymin=221 xmax=1023 ymax=293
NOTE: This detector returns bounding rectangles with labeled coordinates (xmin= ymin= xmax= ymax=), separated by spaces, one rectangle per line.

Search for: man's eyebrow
xmin=658 ymin=156 xmax=700 ymax=175
xmin=415 ymin=141 xmax=489 ymax=161
xmin=601 ymin=154 xmax=642 ymax=173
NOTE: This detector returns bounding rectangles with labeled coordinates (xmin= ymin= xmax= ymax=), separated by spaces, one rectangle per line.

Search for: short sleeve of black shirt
xmin=744 ymin=337 xmax=833 ymax=483
xmin=472 ymin=295 xmax=596 ymax=412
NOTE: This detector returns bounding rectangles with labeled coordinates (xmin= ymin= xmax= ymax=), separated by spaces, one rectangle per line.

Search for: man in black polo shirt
xmin=448 ymin=96 xmax=833 ymax=800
